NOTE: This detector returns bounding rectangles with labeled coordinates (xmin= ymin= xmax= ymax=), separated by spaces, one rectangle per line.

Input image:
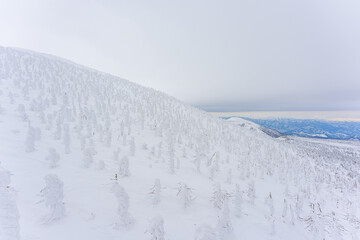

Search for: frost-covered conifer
xmin=211 ymin=183 xmax=230 ymax=210
xmin=34 ymin=127 xmax=41 ymax=141
xmin=326 ymin=211 xmax=345 ymax=240
xmin=18 ymin=104 xmax=28 ymax=122
xmin=194 ymin=149 xmax=202 ymax=173
xmin=80 ymin=135 xmax=86 ymax=150
xmin=46 ymin=148 xmax=60 ymax=168
xmin=167 ymin=137 xmax=175 ymax=174
xmin=142 ymin=143 xmax=148 ymax=150
xmin=54 ymin=116 xmax=62 ymax=140
xmin=120 ymin=121 xmax=125 ymax=136
xmin=39 ymin=110 xmax=46 ymax=124
xmin=295 ymin=194 xmax=304 ymax=219
xmin=265 ymin=192 xmax=274 ymax=218
xmin=113 ymin=148 xmax=120 ymax=162
xmin=146 ymin=216 xmax=165 ymax=240
xmin=150 ymin=146 xmax=155 ymax=157
xmin=0 ymin=167 xmax=20 ymax=240
xmin=157 ymin=142 xmax=162 ymax=159
xmin=130 ymin=137 xmax=135 ymax=156
xmin=209 ymin=163 xmax=217 ymax=181
xmin=182 ymin=147 xmax=186 ymax=158
xmin=226 ymin=169 xmax=232 ymax=184
xmin=112 ymin=183 xmax=133 ymax=229
xmin=176 ymin=157 xmax=180 ymax=170
xmin=234 ymin=184 xmax=243 ymax=218
xmin=98 ymin=160 xmax=105 ymax=170
xmin=46 ymin=114 xmax=53 ymax=130
xmin=282 ymin=199 xmax=288 ymax=221
xmin=122 ymin=134 xmax=128 ymax=146
xmin=39 ymin=175 xmax=65 ymax=223
xmin=177 ymin=182 xmax=195 ymax=208
xmin=304 ymin=202 xmax=325 ymax=239
xmin=119 ymin=156 xmax=130 ymax=178
xmin=83 ymin=148 xmax=94 ymax=168
xmin=207 ymin=152 xmax=216 ymax=167
xmin=149 ymin=179 xmax=161 ymax=205
xmin=25 ymin=125 xmax=36 ymax=152
xmin=105 ymin=131 xmax=112 ymax=148
xmin=264 ymin=192 xmax=275 ymax=236
xmin=217 ymin=199 xmax=232 ymax=239
xmin=247 ymin=180 xmax=256 ymax=205
xmin=8 ymin=92 xmax=15 ymax=104
xmin=195 ymin=224 xmax=217 ymax=240
xmin=63 ymin=124 xmax=70 ymax=154
xmin=289 ymin=204 xmax=295 ymax=225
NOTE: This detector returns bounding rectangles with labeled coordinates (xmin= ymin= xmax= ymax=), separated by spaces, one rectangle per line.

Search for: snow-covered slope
xmin=0 ymin=46 xmax=359 ymax=240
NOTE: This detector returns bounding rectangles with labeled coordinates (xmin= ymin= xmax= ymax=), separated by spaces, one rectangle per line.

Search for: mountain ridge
xmin=0 ymin=46 xmax=359 ymax=240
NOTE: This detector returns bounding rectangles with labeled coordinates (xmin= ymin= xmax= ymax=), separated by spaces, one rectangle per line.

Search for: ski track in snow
xmin=0 ymin=46 xmax=359 ymax=240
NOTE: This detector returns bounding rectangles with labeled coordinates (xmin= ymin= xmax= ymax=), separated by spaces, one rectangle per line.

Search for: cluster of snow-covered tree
xmin=0 ymin=46 xmax=359 ymax=239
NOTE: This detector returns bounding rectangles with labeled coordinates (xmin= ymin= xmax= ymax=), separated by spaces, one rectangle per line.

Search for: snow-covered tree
xmin=295 ymin=193 xmax=304 ymax=220
xmin=54 ymin=116 xmax=62 ymax=140
xmin=149 ymin=179 xmax=161 ymax=205
xmin=177 ymin=182 xmax=195 ymax=208
xmin=0 ymin=167 xmax=20 ymax=240
xmin=18 ymin=104 xmax=28 ymax=122
xmin=119 ymin=156 xmax=130 ymax=178
xmin=129 ymin=137 xmax=135 ymax=156
xmin=46 ymin=148 xmax=60 ymax=168
xmin=217 ymin=199 xmax=232 ymax=239
xmin=167 ymin=136 xmax=175 ymax=174
xmin=157 ymin=142 xmax=162 ymax=160
xmin=34 ymin=127 xmax=41 ymax=141
xmin=247 ymin=180 xmax=256 ymax=205
xmin=265 ymin=192 xmax=275 ymax=236
xmin=146 ymin=216 xmax=165 ymax=240
xmin=194 ymin=149 xmax=202 ymax=173
xmin=326 ymin=211 xmax=345 ymax=240
xmin=98 ymin=160 xmax=105 ymax=170
xmin=234 ymin=184 xmax=243 ymax=218
xmin=80 ymin=135 xmax=86 ymax=150
xmin=195 ymin=224 xmax=217 ymax=240
xmin=113 ymin=148 xmax=120 ymax=162
xmin=82 ymin=148 xmax=94 ymax=168
xmin=304 ymin=202 xmax=325 ymax=239
xmin=25 ymin=125 xmax=36 ymax=152
xmin=105 ymin=131 xmax=112 ymax=147
xmin=209 ymin=162 xmax=217 ymax=181
xmin=211 ymin=183 xmax=230 ymax=210
xmin=226 ymin=169 xmax=232 ymax=184
xmin=39 ymin=174 xmax=65 ymax=223
xmin=282 ymin=199 xmax=288 ymax=221
xmin=112 ymin=183 xmax=133 ymax=229
xmin=265 ymin=192 xmax=274 ymax=218
xmin=63 ymin=124 xmax=70 ymax=154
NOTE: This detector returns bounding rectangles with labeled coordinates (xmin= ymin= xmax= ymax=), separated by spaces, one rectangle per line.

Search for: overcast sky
xmin=1 ymin=0 xmax=360 ymax=111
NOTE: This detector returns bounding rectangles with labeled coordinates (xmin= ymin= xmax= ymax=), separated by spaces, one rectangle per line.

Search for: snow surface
xmin=0 ymin=46 xmax=359 ymax=240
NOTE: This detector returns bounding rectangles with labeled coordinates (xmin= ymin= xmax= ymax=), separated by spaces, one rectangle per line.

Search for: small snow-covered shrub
xmin=146 ymin=216 xmax=165 ymax=240
xmin=46 ymin=148 xmax=60 ymax=168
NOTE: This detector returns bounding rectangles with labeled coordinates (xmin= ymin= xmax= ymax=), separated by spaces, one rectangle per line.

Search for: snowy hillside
xmin=0 ymin=46 xmax=359 ymax=240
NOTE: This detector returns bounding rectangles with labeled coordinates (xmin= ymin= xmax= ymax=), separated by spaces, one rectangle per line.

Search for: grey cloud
xmin=0 ymin=0 xmax=359 ymax=111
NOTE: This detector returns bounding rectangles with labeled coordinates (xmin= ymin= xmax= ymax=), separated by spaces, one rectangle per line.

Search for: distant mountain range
xmin=226 ymin=117 xmax=360 ymax=140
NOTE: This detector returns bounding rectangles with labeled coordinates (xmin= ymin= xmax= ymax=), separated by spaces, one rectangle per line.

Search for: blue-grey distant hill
xmin=223 ymin=117 xmax=360 ymax=140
